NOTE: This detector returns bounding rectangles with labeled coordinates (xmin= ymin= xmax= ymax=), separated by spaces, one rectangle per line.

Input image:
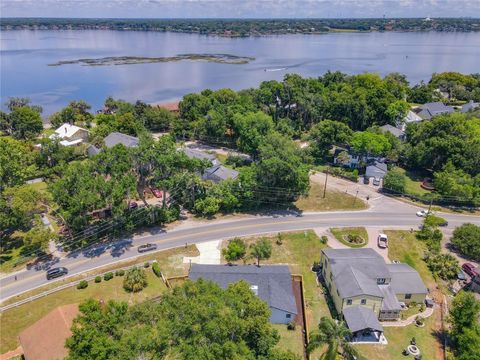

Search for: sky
xmin=1 ymin=0 xmax=480 ymax=19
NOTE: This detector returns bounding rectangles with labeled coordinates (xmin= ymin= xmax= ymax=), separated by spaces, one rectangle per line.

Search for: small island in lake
xmin=48 ymin=53 xmax=255 ymax=66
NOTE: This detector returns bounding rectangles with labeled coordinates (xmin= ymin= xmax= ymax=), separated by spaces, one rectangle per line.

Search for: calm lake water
xmin=1 ymin=30 xmax=479 ymax=115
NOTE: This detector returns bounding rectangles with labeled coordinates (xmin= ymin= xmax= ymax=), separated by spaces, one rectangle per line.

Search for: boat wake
xmin=264 ymin=67 xmax=287 ymax=72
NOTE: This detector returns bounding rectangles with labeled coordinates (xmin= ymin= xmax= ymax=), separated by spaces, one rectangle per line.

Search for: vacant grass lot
xmin=330 ymin=227 xmax=368 ymax=248
xmin=0 ymin=245 xmax=199 ymax=353
xmin=295 ymin=182 xmax=367 ymax=212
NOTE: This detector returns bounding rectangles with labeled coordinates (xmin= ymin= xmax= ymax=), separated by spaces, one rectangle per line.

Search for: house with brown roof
xmin=19 ymin=304 xmax=79 ymax=360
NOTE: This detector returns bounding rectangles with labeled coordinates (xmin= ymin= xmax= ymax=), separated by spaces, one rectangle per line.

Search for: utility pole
xmin=323 ymin=168 xmax=329 ymax=198
xmin=427 ymin=196 xmax=434 ymax=213
xmin=353 ymin=190 xmax=359 ymax=206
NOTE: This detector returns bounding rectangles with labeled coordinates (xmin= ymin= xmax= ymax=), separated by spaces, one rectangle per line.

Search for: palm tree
xmin=307 ymin=317 xmax=358 ymax=360
xmin=123 ymin=267 xmax=148 ymax=293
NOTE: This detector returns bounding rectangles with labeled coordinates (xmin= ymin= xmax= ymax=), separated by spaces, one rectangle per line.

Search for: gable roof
xmin=203 ymin=165 xmax=239 ymax=183
xmin=417 ymin=102 xmax=454 ymax=120
xmin=104 ymin=132 xmax=139 ymax=148
xmin=189 ymin=264 xmax=297 ymax=314
xmin=365 ymin=161 xmax=388 ymax=178
xmin=182 ymin=148 xmax=219 ymax=164
xmin=87 ymin=144 xmax=101 ymax=157
xmin=343 ymin=305 xmax=383 ymax=333
xmin=461 ymin=100 xmax=480 ymax=113
xmin=404 ymin=110 xmax=423 ymax=124
xmin=387 ymin=264 xmax=428 ymax=294
xmin=322 ymin=248 xmax=390 ymax=298
xmin=51 ymin=123 xmax=88 ymax=139
xmin=380 ymin=124 xmax=404 ymax=138
xmin=19 ymin=304 xmax=79 ymax=360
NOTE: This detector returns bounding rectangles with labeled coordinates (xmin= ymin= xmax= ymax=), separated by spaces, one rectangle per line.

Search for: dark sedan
xmin=138 ymin=243 xmax=158 ymax=253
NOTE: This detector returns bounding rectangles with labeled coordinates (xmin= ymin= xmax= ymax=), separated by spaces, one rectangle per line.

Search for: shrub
xmin=287 ymin=321 xmax=296 ymax=330
xmin=144 ymin=262 xmax=150 ymax=268
xmin=94 ymin=276 xmax=102 ymax=283
xmin=276 ymin=233 xmax=283 ymax=245
xmin=77 ymin=280 xmax=88 ymax=289
xmin=123 ymin=267 xmax=148 ymax=293
xmin=222 ymin=238 xmax=247 ymax=263
xmin=320 ymin=235 xmax=328 ymax=244
xmin=312 ymin=261 xmax=321 ymax=272
xmin=152 ymin=262 xmax=162 ymax=277
xmin=115 ymin=269 xmax=125 ymax=276
xmin=451 ymin=223 xmax=480 ymax=261
xmin=383 ymin=169 xmax=407 ymax=193
xmin=104 ymin=272 xmax=114 ymax=281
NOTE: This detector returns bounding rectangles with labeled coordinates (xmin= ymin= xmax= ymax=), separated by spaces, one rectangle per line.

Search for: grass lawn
xmin=0 ymin=269 xmax=167 ymax=353
xmin=330 ymin=227 xmax=368 ymax=248
xmin=216 ymin=153 xmax=228 ymax=164
xmin=295 ymin=182 xmax=367 ymax=212
xmin=393 ymin=167 xmax=431 ymax=196
xmin=357 ymin=315 xmax=439 ymax=360
xmin=221 ymin=231 xmax=331 ymax=340
xmin=272 ymin=324 xmax=305 ymax=358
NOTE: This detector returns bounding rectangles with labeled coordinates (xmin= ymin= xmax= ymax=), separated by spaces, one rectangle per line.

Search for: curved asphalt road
xmin=1 ymin=207 xmax=480 ymax=303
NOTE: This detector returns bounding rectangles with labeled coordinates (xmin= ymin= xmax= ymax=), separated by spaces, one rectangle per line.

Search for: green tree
xmin=123 ymin=267 xmax=147 ymax=293
xmin=8 ymin=106 xmax=43 ymax=139
xmin=67 ymin=280 xmax=290 ymax=359
xmin=350 ymin=131 xmax=391 ymax=156
xmin=0 ymin=137 xmax=37 ymax=190
xmin=308 ymin=120 xmax=353 ymax=159
xmin=222 ymin=237 xmax=247 ymax=263
xmin=250 ymin=238 xmax=272 ymax=266
xmin=451 ymin=223 xmax=480 ymax=261
xmin=233 ymin=111 xmax=274 ymax=157
xmin=383 ymin=169 xmax=406 ymax=193
xmin=307 ymin=317 xmax=357 ymax=360
xmin=385 ymin=100 xmax=409 ymax=126
xmin=49 ymin=100 xmax=93 ymax=128
xmin=424 ymin=252 xmax=459 ymax=280
xmin=194 ymin=196 xmax=220 ymax=217
xmin=22 ymin=226 xmax=55 ymax=254
xmin=449 ymin=291 xmax=480 ymax=343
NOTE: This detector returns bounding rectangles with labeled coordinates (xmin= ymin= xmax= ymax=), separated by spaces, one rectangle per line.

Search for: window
xmin=377 ymin=278 xmax=386 ymax=284
xmin=286 ymin=314 xmax=291 ymax=319
xmin=346 ymin=299 xmax=352 ymax=305
xmin=361 ymin=299 xmax=367 ymax=305
xmin=405 ymin=294 xmax=412 ymax=299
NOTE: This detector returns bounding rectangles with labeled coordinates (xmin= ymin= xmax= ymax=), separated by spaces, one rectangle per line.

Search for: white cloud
xmin=1 ymin=0 xmax=479 ymax=18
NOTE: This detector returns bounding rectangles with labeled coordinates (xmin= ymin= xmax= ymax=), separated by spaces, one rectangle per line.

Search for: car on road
xmin=416 ymin=210 xmax=433 ymax=217
xmin=363 ymin=176 xmax=370 ymax=184
xmin=462 ymin=263 xmax=478 ymax=278
xmin=138 ymin=243 xmax=158 ymax=253
xmin=46 ymin=267 xmax=68 ymax=280
xmin=377 ymin=233 xmax=388 ymax=248
xmin=372 ymin=177 xmax=381 ymax=186
xmin=150 ymin=188 xmax=162 ymax=198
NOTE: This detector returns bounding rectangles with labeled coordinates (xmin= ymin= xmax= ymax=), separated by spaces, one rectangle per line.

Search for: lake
xmin=1 ymin=30 xmax=479 ymax=115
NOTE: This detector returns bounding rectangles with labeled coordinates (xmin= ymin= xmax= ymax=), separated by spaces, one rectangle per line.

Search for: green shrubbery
xmin=152 ymin=262 xmax=162 ymax=277
xmin=77 ymin=280 xmax=88 ymax=289
xmin=104 ymin=272 xmax=114 ymax=281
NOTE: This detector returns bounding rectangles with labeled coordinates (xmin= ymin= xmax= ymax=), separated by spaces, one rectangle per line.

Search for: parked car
xmin=372 ymin=177 xmax=381 ymax=186
xmin=416 ymin=210 xmax=433 ymax=217
xmin=128 ymin=201 xmax=138 ymax=210
xmin=138 ymin=243 xmax=158 ymax=253
xmin=457 ymin=269 xmax=468 ymax=281
xmin=363 ymin=176 xmax=370 ymax=185
xmin=46 ymin=267 xmax=68 ymax=280
xmin=150 ymin=188 xmax=162 ymax=198
xmin=377 ymin=233 xmax=388 ymax=248
xmin=462 ymin=263 xmax=478 ymax=278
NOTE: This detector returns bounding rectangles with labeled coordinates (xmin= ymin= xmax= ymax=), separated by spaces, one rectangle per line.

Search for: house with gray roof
xmin=380 ymin=124 xmax=405 ymax=140
xmin=104 ymin=132 xmax=139 ymax=148
xmin=189 ymin=264 xmax=298 ymax=324
xmin=416 ymin=102 xmax=454 ymax=120
xmin=365 ymin=161 xmax=388 ymax=180
xmin=461 ymin=100 xmax=480 ymax=113
xmin=320 ymin=248 xmax=427 ymax=342
xmin=202 ymin=165 xmax=239 ymax=183
xmin=182 ymin=148 xmax=220 ymax=166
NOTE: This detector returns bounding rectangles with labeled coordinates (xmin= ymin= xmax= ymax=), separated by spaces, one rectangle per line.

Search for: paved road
xmin=1 ymin=204 xmax=479 ymax=303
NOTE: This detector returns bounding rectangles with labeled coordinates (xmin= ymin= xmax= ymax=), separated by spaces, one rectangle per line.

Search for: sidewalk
xmin=382 ymin=306 xmax=435 ymax=327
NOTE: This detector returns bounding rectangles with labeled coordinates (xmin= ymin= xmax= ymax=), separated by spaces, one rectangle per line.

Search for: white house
xmin=397 ymin=110 xmax=423 ymax=131
xmin=50 ymin=123 xmax=89 ymax=146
